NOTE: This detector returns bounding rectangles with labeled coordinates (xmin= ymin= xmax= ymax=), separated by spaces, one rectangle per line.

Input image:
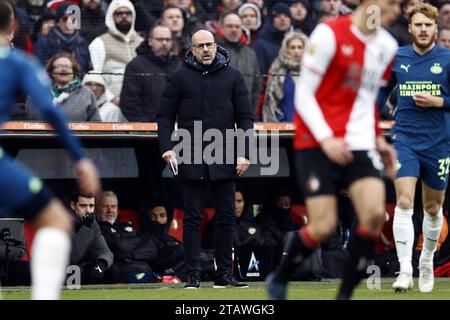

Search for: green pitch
xmin=2 ymin=278 xmax=450 ymax=300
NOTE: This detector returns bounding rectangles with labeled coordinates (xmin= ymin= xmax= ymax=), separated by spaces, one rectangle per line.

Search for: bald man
xmin=157 ymin=30 xmax=254 ymax=289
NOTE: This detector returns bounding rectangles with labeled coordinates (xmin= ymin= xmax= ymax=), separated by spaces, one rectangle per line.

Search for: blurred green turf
xmin=2 ymin=278 xmax=450 ymax=300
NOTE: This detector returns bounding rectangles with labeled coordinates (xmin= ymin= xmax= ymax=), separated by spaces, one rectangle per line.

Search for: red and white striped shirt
xmin=294 ymin=15 xmax=397 ymax=150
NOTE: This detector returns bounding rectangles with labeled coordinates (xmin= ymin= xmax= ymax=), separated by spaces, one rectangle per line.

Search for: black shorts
xmin=294 ymin=148 xmax=383 ymax=199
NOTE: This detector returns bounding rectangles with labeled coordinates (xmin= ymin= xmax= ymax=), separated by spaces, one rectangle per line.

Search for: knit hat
xmin=82 ymin=72 xmax=106 ymax=88
xmin=270 ymin=3 xmax=292 ymax=20
xmin=54 ymin=2 xmax=73 ymax=22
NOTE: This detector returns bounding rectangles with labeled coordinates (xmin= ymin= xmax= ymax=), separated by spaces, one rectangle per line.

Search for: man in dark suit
xmin=157 ymin=29 xmax=254 ymax=289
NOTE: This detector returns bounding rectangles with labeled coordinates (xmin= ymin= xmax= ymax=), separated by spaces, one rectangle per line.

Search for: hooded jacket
xmin=82 ymin=72 xmax=127 ymax=122
xmin=88 ymin=0 xmax=144 ymax=98
xmin=238 ymin=3 xmax=263 ymax=47
xmin=157 ymin=46 xmax=254 ymax=180
xmin=120 ymin=41 xmax=180 ymax=122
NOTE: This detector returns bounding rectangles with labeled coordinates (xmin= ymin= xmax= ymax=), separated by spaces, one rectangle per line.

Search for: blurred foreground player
xmin=266 ymin=0 xmax=401 ymax=300
xmin=0 ymin=2 xmax=101 ymax=299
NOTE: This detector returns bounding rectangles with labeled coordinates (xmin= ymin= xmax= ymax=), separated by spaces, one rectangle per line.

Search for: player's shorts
xmin=0 ymin=147 xmax=54 ymax=219
xmin=294 ymin=148 xmax=383 ymax=199
xmin=393 ymin=140 xmax=450 ymax=191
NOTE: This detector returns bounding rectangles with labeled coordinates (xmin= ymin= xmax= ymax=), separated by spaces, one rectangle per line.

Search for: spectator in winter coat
xmin=25 ymin=52 xmax=100 ymax=121
xmin=160 ymin=5 xmax=202 ymax=58
xmin=262 ymin=31 xmax=307 ymax=122
xmin=253 ymin=3 xmax=292 ymax=75
xmin=238 ymin=2 xmax=262 ymax=47
xmin=288 ymin=0 xmax=315 ymax=36
xmin=83 ymin=72 xmax=127 ymax=122
xmin=89 ymin=0 xmax=144 ymax=102
xmin=215 ymin=12 xmax=261 ymax=114
xmin=34 ymin=2 xmax=92 ymax=73
xmin=120 ymin=25 xmax=179 ymax=122
xmin=79 ymin=0 xmax=108 ymax=44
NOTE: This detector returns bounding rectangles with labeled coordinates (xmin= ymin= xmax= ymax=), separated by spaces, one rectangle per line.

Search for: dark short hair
xmin=438 ymin=24 xmax=450 ymax=36
xmin=162 ymin=4 xmax=184 ymax=19
xmin=0 ymin=2 xmax=12 ymax=32
xmin=70 ymin=189 xmax=95 ymax=204
xmin=149 ymin=24 xmax=172 ymax=39
xmin=46 ymin=52 xmax=81 ymax=78
xmin=219 ymin=10 xmax=241 ymax=25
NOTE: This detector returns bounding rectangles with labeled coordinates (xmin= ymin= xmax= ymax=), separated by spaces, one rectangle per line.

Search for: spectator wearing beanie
xmin=289 ymin=0 xmax=315 ymax=36
xmin=34 ymin=2 xmax=92 ymax=73
xmin=253 ymin=2 xmax=293 ymax=75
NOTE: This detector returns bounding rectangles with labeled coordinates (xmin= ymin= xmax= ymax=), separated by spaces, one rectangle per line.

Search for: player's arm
xmin=375 ymin=58 xmax=398 ymax=180
xmin=377 ymin=61 xmax=397 ymax=115
xmin=20 ymin=58 xmax=101 ymax=194
xmin=295 ymin=24 xmax=353 ymax=166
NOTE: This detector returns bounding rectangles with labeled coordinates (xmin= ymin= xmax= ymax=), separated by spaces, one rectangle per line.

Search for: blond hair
xmin=408 ymin=2 xmax=439 ymax=23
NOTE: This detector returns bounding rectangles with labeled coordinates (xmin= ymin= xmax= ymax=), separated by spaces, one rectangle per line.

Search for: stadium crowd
xmin=7 ymin=0 xmax=450 ymax=123
xmin=2 ymin=0 xmax=450 ymax=288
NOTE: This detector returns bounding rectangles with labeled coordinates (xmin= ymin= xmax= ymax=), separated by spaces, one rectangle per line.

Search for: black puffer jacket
xmin=157 ymin=46 xmax=254 ymax=180
xmin=98 ymin=220 xmax=157 ymax=265
xmin=120 ymin=42 xmax=180 ymax=122
xmin=141 ymin=220 xmax=184 ymax=273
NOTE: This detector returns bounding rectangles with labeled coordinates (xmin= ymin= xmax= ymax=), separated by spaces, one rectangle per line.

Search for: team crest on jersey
xmin=341 ymin=44 xmax=354 ymax=56
xmin=308 ymin=44 xmax=317 ymax=56
xmin=430 ymin=63 xmax=443 ymax=75
xmin=306 ymin=173 xmax=320 ymax=193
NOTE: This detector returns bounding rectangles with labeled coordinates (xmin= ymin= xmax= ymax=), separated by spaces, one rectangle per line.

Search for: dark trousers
xmin=181 ymin=179 xmax=235 ymax=278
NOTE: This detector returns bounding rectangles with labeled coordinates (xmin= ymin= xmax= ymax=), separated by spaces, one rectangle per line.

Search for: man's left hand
xmin=376 ymin=136 xmax=397 ymax=180
xmin=413 ymin=93 xmax=444 ymax=108
xmin=236 ymin=157 xmax=250 ymax=177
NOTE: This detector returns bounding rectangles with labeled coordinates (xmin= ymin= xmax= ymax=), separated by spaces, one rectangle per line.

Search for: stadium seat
xmin=168 ymin=208 xmax=216 ymax=243
xmin=290 ymin=204 xmax=308 ymax=226
xmin=22 ymin=222 xmax=36 ymax=262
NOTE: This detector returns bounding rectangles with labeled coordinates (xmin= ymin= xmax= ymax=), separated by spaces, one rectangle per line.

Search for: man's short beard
xmin=412 ymin=34 xmax=435 ymax=50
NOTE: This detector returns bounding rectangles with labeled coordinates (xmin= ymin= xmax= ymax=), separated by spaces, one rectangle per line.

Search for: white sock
xmin=421 ymin=209 xmax=443 ymax=263
xmin=393 ymin=207 xmax=414 ymax=275
xmin=31 ymin=228 xmax=70 ymax=300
